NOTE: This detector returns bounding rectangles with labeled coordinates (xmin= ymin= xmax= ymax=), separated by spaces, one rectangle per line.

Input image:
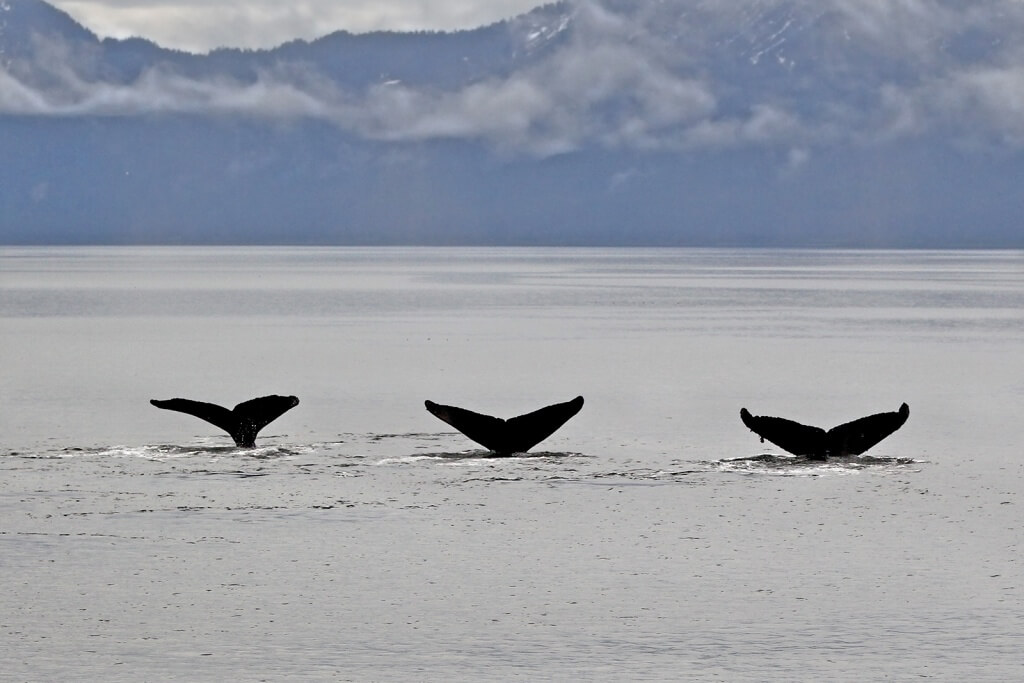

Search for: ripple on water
xmin=711 ymin=453 xmax=924 ymax=476
xmin=372 ymin=449 xmax=589 ymax=466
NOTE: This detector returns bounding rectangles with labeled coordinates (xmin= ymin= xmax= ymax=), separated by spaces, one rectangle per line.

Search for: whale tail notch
xmin=150 ymin=394 xmax=299 ymax=447
xmin=425 ymin=395 xmax=584 ymax=455
xmin=740 ymin=403 xmax=908 ymax=459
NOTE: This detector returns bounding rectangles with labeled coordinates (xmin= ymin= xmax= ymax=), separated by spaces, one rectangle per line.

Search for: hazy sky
xmin=50 ymin=0 xmax=547 ymax=53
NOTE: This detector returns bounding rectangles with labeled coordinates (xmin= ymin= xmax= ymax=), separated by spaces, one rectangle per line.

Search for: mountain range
xmin=2 ymin=0 xmax=1023 ymax=246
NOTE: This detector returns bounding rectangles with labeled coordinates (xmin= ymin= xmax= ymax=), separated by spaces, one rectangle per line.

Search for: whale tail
xmin=826 ymin=403 xmax=909 ymax=456
xmin=425 ymin=396 xmax=584 ymax=455
xmin=150 ymin=394 xmax=299 ymax=447
xmin=739 ymin=407 xmax=827 ymax=457
xmin=740 ymin=403 xmax=908 ymax=459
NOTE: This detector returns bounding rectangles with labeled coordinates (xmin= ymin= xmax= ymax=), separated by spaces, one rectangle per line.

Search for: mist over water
xmin=2 ymin=247 xmax=1022 ymax=679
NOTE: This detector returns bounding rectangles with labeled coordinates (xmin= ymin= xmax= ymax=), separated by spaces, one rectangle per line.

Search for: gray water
xmin=1 ymin=247 xmax=1022 ymax=681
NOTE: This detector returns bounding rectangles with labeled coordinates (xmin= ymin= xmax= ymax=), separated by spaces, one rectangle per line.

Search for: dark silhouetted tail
xmin=151 ymin=394 xmax=299 ymax=447
xmin=425 ymin=396 xmax=584 ymax=454
xmin=424 ymin=401 xmax=507 ymax=452
xmin=504 ymin=396 xmax=585 ymax=453
xmin=740 ymin=407 xmax=828 ymax=458
xmin=826 ymin=403 xmax=909 ymax=456
xmin=740 ymin=403 xmax=909 ymax=459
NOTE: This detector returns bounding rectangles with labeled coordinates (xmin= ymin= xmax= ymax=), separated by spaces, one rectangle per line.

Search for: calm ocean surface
xmin=2 ymin=247 xmax=1022 ymax=680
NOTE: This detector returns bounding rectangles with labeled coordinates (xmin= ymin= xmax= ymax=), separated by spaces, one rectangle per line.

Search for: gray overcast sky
xmin=50 ymin=1 xmax=547 ymax=52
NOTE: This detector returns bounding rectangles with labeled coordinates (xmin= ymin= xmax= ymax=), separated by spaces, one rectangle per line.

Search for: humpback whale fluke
xmin=150 ymin=395 xmax=300 ymax=447
xmin=740 ymin=403 xmax=909 ymax=460
xmin=425 ymin=396 xmax=584 ymax=455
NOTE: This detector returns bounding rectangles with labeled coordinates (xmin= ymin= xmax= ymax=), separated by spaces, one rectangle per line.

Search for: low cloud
xmin=930 ymin=65 xmax=1024 ymax=146
xmin=351 ymin=15 xmax=718 ymax=155
xmin=1 ymin=50 xmax=337 ymax=119
xmin=6 ymin=0 xmax=1024 ymax=156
